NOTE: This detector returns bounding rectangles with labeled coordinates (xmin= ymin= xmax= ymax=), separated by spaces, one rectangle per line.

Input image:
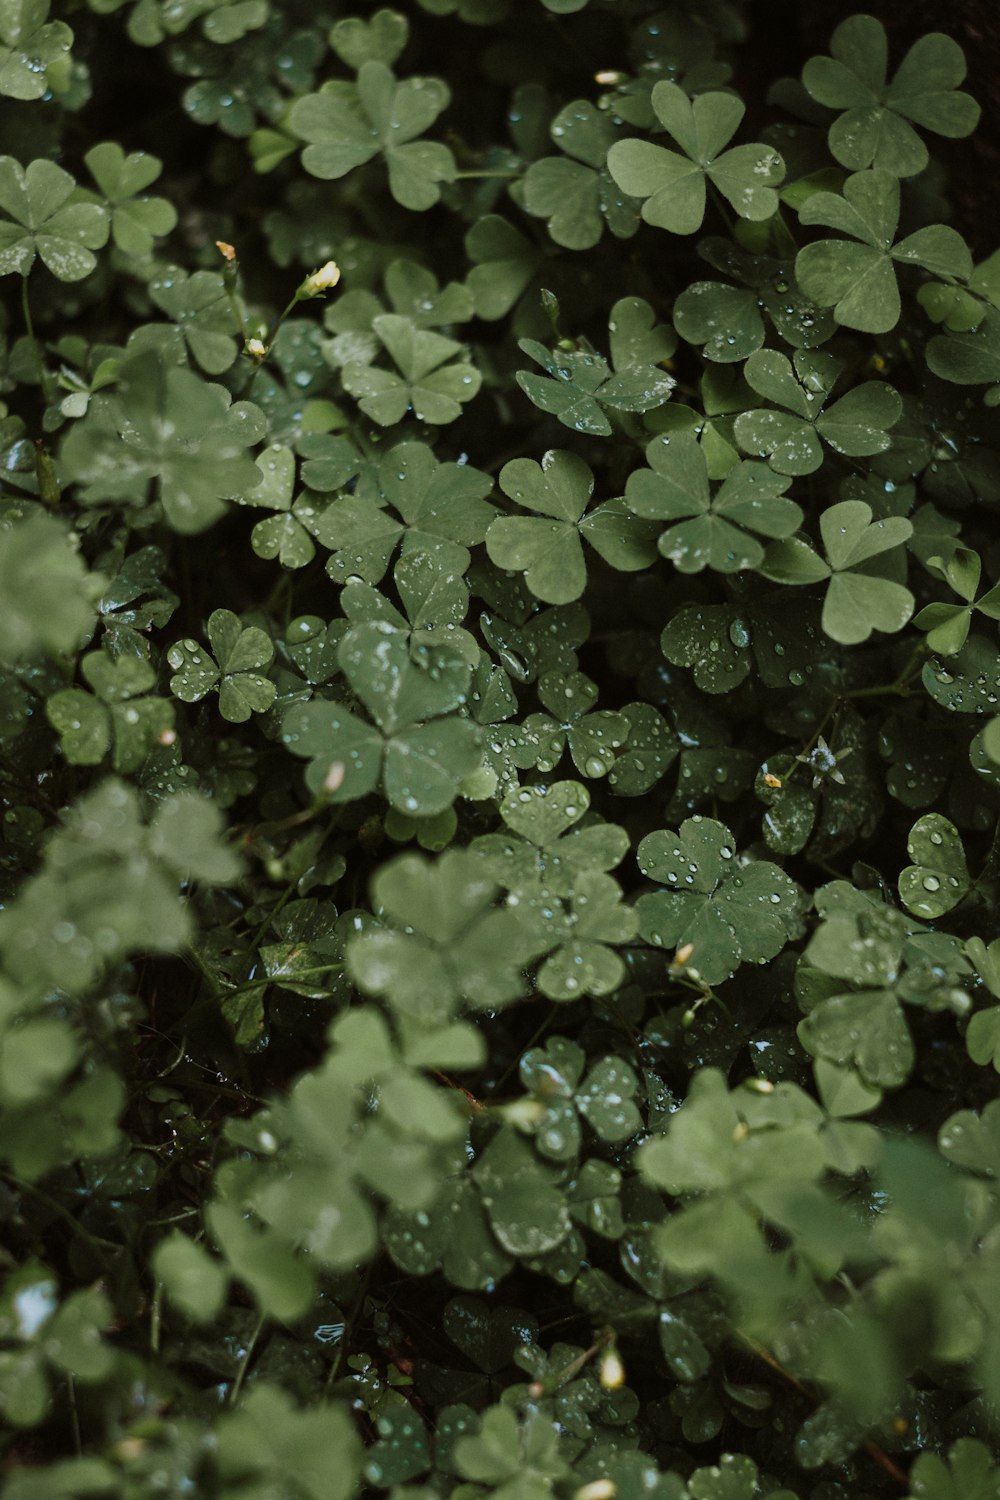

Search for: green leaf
xmin=795 ymin=170 xmax=971 ymax=333
xmin=803 ymin=16 xmax=980 ymax=177
xmin=636 ymin=817 xmax=802 ymax=984
xmin=472 ymin=1127 xmax=570 ymax=1257
xmin=153 ymin=1233 xmax=228 ymax=1322
xmin=82 ymin=143 xmax=177 ymax=257
xmin=290 ymin=60 xmax=456 ymax=210
xmin=625 ymin=431 xmax=802 ymax=569
xmin=0 ymin=157 xmax=108 ymax=281
xmin=0 ymin=512 xmax=102 ymax=661
xmin=0 ymin=0 xmax=72 ymax=101
xmin=62 ymin=347 xmax=265 ymax=533
xmin=523 ymin=101 xmax=639 ymax=250
xmin=607 ymin=84 xmax=783 ymax=235
xmin=798 ymin=990 xmax=913 ymax=1088
xmin=899 ymin=813 xmax=970 ymax=919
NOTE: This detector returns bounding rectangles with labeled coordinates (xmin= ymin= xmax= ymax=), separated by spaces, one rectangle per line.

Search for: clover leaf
xmin=899 ymin=814 xmax=970 ymax=921
xmin=802 ymin=15 xmax=980 ymax=177
xmin=306 ymin=442 xmax=494 ymax=585
xmin=0 ymin=0 xmax=72 ymax=101
xmin=289 ymin=60 xmax=456 ymax=211
xmin=0 ymin=511 xmax=102 ymax=661
xmin=47 ymin=651 xmax=174 ymax=772
xmin=282 ymin=623 xmax=482 ymax=815
xmin=61 ymin=347 xmax=265 ymax=533
xmin=237 ymin=443 xmax=315 ymax=569
xmin=636 ymin=816 xmax=803 ymax=985
xmin=607 ymin=82 xmax=783 ymax=236
xmin=927 ymin=307 xmax=1000 ymax=404
xmin=795 ymin=170 xmax=973 ymax=333
xmin=148 ymin=266 xmax=240 ymax=375
xmin=516 ymin=338 xmax=675 ymax=438
xmin=329 ymin=8 xmax=409 ymax=69
xmin=522 ymin=99 xmax=640 ymax=250
xmin=80 ymin=143 xmax=177 ymax=258
xmin=347 ymin=848 xmax=537 ymax=1024
xmin=487 ymin=448 xmax=657 ymax=604
xmin=673 ymin=238 xmax=834 ymax=362
xmin=342 ymin=314 xmax=480 ymax=426
xmin=464 ymin=214 xmax=546 ymax=322
xmin=733 ymin=349 xmax=901 ymax=475
xmin=913 ymin=548 xmax=1000 ymax=654
xmin=760 ymin=499 xmax=913 ymax=644
xmin=520 ymin=671 xmax=630 ymax=780
xmin=0 ymin=157 xmax=108 ymax=281
xmin=472 ymin=1129 xmax=571 ymax=1260
xmin=168 ymin=608 xmax=276 ymax=723
xmin=344 ymin=552 xmax=478 ymax=669
xmin=661 ymin=603 xmax=752 ymax=693
xmin=625 ymin=431 xmax=802 ymax=570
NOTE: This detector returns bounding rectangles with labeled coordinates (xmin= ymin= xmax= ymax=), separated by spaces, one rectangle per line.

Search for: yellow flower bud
xmin=673 ymin=942 xmax=695 ymax=966
xmin=246 ymin=338 xmax=268 ymax=359
xmin=599 ymin=1348 xmax=625 ymax=1389
xmin=300 ymin=260 xmax=341 ymax=297
xmin=763 ymin=771 xmax=783 ymax=788
xmin=215 ymin=240 xmax=236 ymax=262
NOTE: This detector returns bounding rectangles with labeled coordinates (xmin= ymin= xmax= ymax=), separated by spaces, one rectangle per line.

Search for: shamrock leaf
xmin=523 ymin=99 xmax=640 ymax=250
xmin=306 ymin=442 xmax=494 ymax=584
xmin=760 ymin=499 xmax=913 ymax=644
xmin=342 ymin=314 xmax=480 ymax=425
xmin=47 ymin=651 xmax=174 ymax=772
xmin=0 ymin=511 xmax=102 ymax=661
xmin=329 ymin=8 xmax=409 ymax=69
xmin=475 ymin=781 xmax=629 ymax=895
xmin=80 ymin=143 xmax=177 ymax=258
xmin=342 ymin=549 xmax=478 ymax=666
xmin=61 ymin=347 xmax=265 ymax=533
xmin=487 ymin=448 xmax=658 ymax=604
xmin=802 ymin=15 xmax=980 ymax=177
xmin=625 ymin=431 xmax=802 ymax=570
xmin=905 ymin=1439 xmax=1000 ymax=1500
xmin=733 ymin=349 xmax=901 ymax=475
xmin=472 ymin=1130 xmax=571 ymax=1258
xmin=168 ymin=608 xmax=276 ymax=723
xmin=927 ymin=307 xmax=1000 ymax=403
xmin=636 ymin=816 xmax=803 ymax=985
xmin=795 ymin=170 xmax=973 ymax=333
xmin=516 ymin=338 xmax=675 ymax=438
xmin=661 ymin=604 xmax=752 ymax=694
xmin=607 ymin=82 xmax=784 ymax=236
xmin=323 ymin=259 xmax=472 ymax=373
xmin=347 ymin=848 xmax=536 ymax=1024
xmin=520 ymin=671 xmax=630 ymax=780
xmin=673 ymin=237 xmax=834 ymax=362
xmin=95 ymin=543 xmax=178 ymax=656
xmin=464 ymin=214 xmax=545 ymax=322
xmin=237 ymin=443 xmax=315 ymax=569
xmin=148 ymin=266 xmax=240 ymax=375
xmin=289 ymin=60 xmax=456 ymax=211
xmin=0 ymin=157 xmax=108 ymax=281
xmin=898 ymin=814 xmax=970 ymax=920
xmin=0 ymin=0 xmax=72 ymax=101
xmin=282 ymin=624 xmax=482 ymax=816
xmin=913 ymin=548 xmax=1000 ymax=654
xmin=922 ymin=634 xmax=1000 ymax=714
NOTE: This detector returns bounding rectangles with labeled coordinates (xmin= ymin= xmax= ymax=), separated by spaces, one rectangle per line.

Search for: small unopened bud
xmin=246 ymin=337 xmax=268 ymax=359
xmin=673 ymin=942 xmax=695 ymax=967
xmin=599 ymin=1349 xmax=625 ymax=1389
xmin=158 ymin=727 xmax=177 ymax=746
xmin=576 ymin=1482 xmax=616 ymax=1500
xmin=300 ymin=260 xmax=341 ymax=297
xmin=528 ymin=1381 xmax=544 ymax=1399
xmin=732 ymin=1120 xmax=749 ymax=1143
xmin=744 ymin=1077 xmax=774 ymax=1093
xmin=500 ymin=1098 xmax=547 ymax=1130
xmin=216 ymin=240 xmax=237 ymax=262
xmin=594 ymin=70 xmax=627 ymax=86
xmin=321 ymin=760 xmax=345 ymax=795
xmin=763 ymin=772 xmax=782 ymax=789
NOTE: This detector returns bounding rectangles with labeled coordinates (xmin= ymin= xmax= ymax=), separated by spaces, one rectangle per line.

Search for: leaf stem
xmin=229 ymin=1312 xmax=266 ymax=1406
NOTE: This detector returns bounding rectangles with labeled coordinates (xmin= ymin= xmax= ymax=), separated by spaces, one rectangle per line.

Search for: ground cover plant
xmin=3 ymin=0 xmax=1000 ymax=1494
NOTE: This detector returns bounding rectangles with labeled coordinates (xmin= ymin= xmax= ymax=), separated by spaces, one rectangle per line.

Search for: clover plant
xmin=2 ymin=2 xmax=1000 ymax=1497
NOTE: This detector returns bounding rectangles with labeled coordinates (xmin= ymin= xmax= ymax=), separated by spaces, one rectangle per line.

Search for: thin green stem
xmin=454 ymin=169 xmax=520 ymax=180
xmin=21 ymin=274 xmax=53 ymax=401
xmin=229 ymin=1312 xmax=266 ymax=1406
